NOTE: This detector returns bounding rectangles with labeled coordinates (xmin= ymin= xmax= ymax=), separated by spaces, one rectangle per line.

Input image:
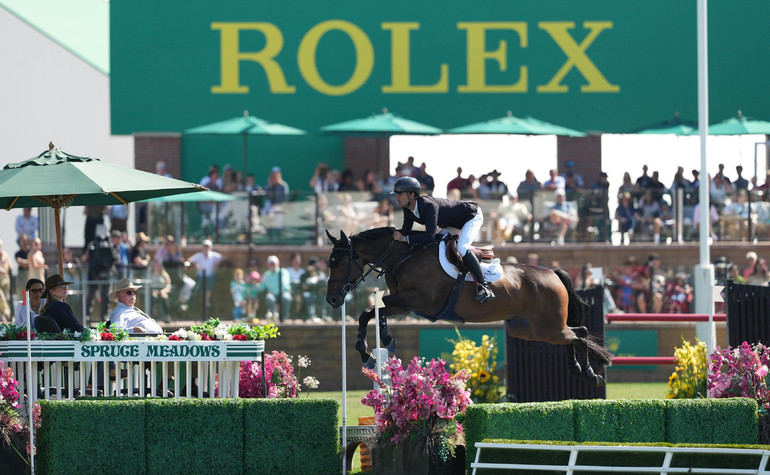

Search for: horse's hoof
xmin=594 ymin=375 xmax=607 ymax=387
xmin=363 ymin=355 xmax=376 ymax=370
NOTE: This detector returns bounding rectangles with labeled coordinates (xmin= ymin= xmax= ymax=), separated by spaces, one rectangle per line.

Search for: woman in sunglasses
xmin=13 ymin=278 xmax=46 ymax=328
xmin=40 ymin=274 xmax=84 ymax=331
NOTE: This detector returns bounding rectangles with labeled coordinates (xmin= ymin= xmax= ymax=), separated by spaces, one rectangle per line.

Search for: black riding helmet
xmin=390 ymin=176 xmax=421 ymax=195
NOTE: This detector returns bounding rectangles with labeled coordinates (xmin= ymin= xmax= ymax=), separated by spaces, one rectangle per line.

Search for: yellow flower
xmin=478 ymin=370 xmax=491 ymax=383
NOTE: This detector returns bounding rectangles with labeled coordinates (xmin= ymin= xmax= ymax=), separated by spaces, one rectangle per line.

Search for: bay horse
xmin=325 ymin=227 xmax=612 ymax=387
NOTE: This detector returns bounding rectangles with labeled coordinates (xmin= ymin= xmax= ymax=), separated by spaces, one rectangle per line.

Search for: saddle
xmin=443 ymin=234 xmax=495 ymax=272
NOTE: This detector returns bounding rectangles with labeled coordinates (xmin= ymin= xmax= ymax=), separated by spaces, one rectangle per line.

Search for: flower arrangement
xmin=239 ymin=351 xmax=319 ymax=398
xmin=0 ymin=360 xmax=41 ymax=466
xmin=667 ymin=337 xmax=707 ymax=399
xmin=0 ymin=318 xmax=278 ymax=343
xmin=707 ymin=341 xmax=770 ymax=443
xmin=362 ymin=356 xmax=471 ymax=463
xmin=708 ymin=341 xmax=770 ymax=404
xmin=168 ymin=318 xmax=279 ymax=341
xmin=449 ymin=331 xmax=505 ymax=403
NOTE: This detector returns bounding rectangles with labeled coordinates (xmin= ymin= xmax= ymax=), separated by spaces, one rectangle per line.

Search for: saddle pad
xmin=438 ymin=239 xmax=503 ymax=282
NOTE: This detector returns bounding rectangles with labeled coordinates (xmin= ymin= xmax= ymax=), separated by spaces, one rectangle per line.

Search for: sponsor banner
xmin=0 ymin=341 xmax=264 ymax=362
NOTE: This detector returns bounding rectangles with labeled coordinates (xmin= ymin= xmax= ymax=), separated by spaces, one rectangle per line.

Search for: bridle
xmin=328 ymin=239 xmax=396 ymax=295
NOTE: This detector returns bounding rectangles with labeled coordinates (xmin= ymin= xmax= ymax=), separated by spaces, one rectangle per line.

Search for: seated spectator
xmin=14 ymin=278 xmax=45 ymax=328
xmin=246 ymin=271 xmax=261 ymax=321
xmin=108 ymin=278 xmax=162 ymax=333
xmin=543 ymin=168 xmax=565 ymax=191
xmin=692 ymin=201 xmax=720 ymax=242
xmin=259 ymin=255 xmax=292 ymax=321
xmin=543 ymin=189 xmax=578 ymax=245
xmin=40 ymin=274 xmax=83 ymax=332
xmin=230 ymin=268 xmax=247 ymax=321
xmin=746 ymin=257 xmax=770 ymax=286
xmin=664 ymin=273 xmax=692 ymax=313
xmin=414 ymin=163 xmax=435 ymax=194
xmin=149 ymin=260 xmax=172 ymax=322
xmin=461 ymin=174 xmax=479 ymax=200
xmin=516 ymin=169 xmax=541 ymax=201
xmin=615 ymin=192 xmax=637 ymax=244
xmin=722 ymin=189 xmax=756 ymax=241
xmin=476 ymin=174 xmax=492 ymax=200
xmin=744 ymin=251 xmax=759 ymax=280
xmin=497 ymin=192 xmax=532 ymax=243
xmin=636 ymin=189 xmax=667 ymax=244
xmin=130 ymin=232 xmax=151 ymax=274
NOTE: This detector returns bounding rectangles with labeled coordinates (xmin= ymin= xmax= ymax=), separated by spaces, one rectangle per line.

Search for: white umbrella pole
xmin=25 ymin=289 xmax=35 ymax=473
xmin=341 ymin=300 xmax=347 ymax=474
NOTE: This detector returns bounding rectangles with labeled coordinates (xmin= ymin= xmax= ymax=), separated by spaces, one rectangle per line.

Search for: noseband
xmin=328 ymin=239 xmax=396 ymax=295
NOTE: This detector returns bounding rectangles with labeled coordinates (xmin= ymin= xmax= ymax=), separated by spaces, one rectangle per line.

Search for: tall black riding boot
xmin=462 ymin=251 xmax=496 ymax=302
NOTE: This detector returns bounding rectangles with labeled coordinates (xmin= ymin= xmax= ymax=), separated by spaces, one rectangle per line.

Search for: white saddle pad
xmin=438 ymin=239 xmax=503 ymax=282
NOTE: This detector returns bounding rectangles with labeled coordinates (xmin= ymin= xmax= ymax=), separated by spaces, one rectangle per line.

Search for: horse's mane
xmin=353 ymin=226 xmax=395 ymax=243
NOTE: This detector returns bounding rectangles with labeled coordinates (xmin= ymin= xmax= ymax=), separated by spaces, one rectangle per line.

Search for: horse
xmin=325 ymin=227 xmax=612 ymax=386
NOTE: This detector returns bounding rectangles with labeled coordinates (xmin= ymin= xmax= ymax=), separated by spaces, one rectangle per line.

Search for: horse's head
xmin=325 ymin=229 xmax=364 ymax=308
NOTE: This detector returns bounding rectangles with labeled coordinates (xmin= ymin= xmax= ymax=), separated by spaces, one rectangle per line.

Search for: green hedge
xmin=666 ymin=398 xmax=758 ymax=444
xmin=37 ymin=399 xmax=147 ymax=475
xmin=574 ymin=399 xmax=666 ymax=442
xmin=36 ymin=398 xmax=340 ymax=475
xmin=465 ymin=398 xmax=761 ymax=472
xmin=243 ymin=399 xmax=339 ymax=475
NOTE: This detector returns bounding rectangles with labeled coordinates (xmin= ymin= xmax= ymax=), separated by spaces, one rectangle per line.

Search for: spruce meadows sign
xmin=0 ymin=341 xmax=264 ymax=362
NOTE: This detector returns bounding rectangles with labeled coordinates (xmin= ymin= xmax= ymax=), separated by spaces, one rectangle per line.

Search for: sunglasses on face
xmin=29 ymin=288 xmax=44 ymax=293
xmin=123 ymin=290 xmax=137 ymax=296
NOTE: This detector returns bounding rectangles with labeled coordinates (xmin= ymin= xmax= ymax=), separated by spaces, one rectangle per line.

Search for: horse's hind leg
xmin=570 ymin=325 xmax=606 ymax=387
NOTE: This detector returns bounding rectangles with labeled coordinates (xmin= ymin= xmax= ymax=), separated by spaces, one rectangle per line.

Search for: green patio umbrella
xmin=0 ymin=144 xmax=206 ymax=271
xmin=320 ymin=108 xmax=443 ymax=135
xmin=630 ymin=113 xmax=699 ymax=135
xmin=138 ymin=190 xmax=235 ymax=203
xmin=709 ymin=111 xmax=770 ymax=135
xmin=183 ymin=110 xmax=306 ymax=174
xmin=447 ymin=110 xmax=586 ymax=137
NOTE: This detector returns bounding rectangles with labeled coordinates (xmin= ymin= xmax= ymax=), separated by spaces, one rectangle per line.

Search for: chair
xmin=34 ymin=314 xmax=62 ymax=333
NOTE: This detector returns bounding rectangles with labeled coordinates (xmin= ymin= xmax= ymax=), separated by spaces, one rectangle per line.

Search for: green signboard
xmin=110 ymin=1 xmax=770 ymax=182
xmin=605 ymin=329 xmax=658 ymax=372
xmin=419 ymin=327 xmax=506 ymax=370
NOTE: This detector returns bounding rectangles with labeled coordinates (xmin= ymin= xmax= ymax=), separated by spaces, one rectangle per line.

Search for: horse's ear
xmin=340 ymin=231 xmax=350 ymax=245
xmin=325 ymin=229 xmax=338 ymax=245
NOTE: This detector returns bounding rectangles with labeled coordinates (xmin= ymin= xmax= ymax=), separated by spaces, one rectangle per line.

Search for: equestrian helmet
xmin=390 ymin=176 xmax=421 ymax=195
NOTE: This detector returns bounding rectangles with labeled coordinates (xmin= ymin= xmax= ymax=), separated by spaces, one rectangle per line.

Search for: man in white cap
xmin=109 ymin=277 xmax=163 ymax=333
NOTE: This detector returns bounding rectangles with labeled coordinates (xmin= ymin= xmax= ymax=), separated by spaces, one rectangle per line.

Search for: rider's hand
xmin=393 ymin=231 xmax=405 ymax=242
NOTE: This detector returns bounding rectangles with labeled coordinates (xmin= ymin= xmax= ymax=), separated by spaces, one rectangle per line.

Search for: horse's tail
xmin=554 ymin=269 xmax=613 ymax=367
xmin=554 ymin=268 xmax=587 ymax=327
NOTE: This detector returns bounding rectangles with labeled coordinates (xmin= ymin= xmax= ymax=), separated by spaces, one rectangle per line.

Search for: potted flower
xmin=362 ymin=356 xmax=472 ymax=475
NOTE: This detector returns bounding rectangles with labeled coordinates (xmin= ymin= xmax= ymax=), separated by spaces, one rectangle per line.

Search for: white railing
xmin=471 ymin=442 xmax=770 ymax=474
xmin=0 ymin=340 xmax=263 ymax=403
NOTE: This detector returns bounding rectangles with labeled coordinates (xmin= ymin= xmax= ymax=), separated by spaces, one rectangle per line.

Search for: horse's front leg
xmin=356 ymin=307 xmax=376 ymax=367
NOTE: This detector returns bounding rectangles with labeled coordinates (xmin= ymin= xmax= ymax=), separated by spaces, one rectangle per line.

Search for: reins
xmin=328 ymin=239 xmax=397 ymax=294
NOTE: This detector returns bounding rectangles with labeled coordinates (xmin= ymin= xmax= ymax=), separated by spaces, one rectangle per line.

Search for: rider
xmin=390 ymin=176 xmax=496 ymax=302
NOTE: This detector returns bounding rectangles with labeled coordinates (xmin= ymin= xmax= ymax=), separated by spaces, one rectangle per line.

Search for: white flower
xmin=303 ymin=376 xmax=319 ymax=389
xmin=298 ymin=355 xmax=311 ymax=368
xmin=215 ymin=329 xmax=229 ymax=340
xmin=187 ymin=332 xmax=201 ymax=341
xmin=90 ymin=331 xmax=100 ymax=341
xmin=173 ymin=329 xmax=188 ymax=340
xmin=73 ymin=331 xmax=81 ymax=339
xmin=0 ymin=327 xmax=6 ymax=339
xmin=221 ymin=333 xmax=233 ymax=341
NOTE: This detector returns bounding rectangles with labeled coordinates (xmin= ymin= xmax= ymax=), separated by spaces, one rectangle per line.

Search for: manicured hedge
xmin=666 ymin=398 xmax=758 ymax=444
xmin=574 ymin=399 xmax=666 ymax=442
xmin=243 ymin=398 xmax=339 ymax=475
xmin=36 ymin=398 xmax=340 ymax=475
xmin=37 ymin=399 xmax=146 ymax=475
xmin=146 ymin=399 xmax=244 ymax=474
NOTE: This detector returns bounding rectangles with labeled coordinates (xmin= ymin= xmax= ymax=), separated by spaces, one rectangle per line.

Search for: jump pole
xmin=341 ymin=300 xmax=347 ymax=474
xmin=25 ymin=289 xmax=35 ymax=473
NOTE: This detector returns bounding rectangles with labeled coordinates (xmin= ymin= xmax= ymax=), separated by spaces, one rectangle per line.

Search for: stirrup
xmin=476 ymin=284 xmax=495 ymax=303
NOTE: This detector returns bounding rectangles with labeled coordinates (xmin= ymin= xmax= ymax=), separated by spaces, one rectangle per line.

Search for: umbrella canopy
xmin=447 ymin=111 xmax=586 ymax=137
xmin=320 ymin=108 xmax=442 ymax=135
xmin=630 ymin=114 xmax=699 ymax=135
xmin=0 ymin=145 xmax=205 ymax=271
xmin=183 ymin=110 xmax=306 ymax=173
xmin=709 ymin=111 xmax=770 ymax=135
xmin=139 ymin=190 xmax=235 ymax=203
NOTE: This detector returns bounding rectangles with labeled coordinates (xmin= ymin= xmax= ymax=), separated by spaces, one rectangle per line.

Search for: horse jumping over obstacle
xmin=325 ymin=227 xmax=612 ymax=386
